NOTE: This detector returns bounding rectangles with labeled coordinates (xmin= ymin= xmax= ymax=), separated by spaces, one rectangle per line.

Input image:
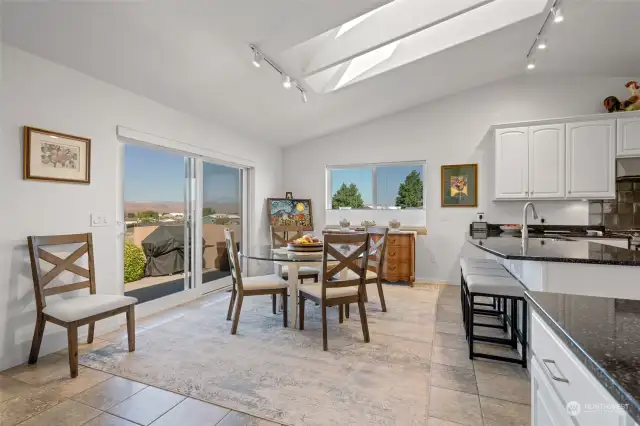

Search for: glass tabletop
xmin=239 ymin=245 xmax=362 ymax=263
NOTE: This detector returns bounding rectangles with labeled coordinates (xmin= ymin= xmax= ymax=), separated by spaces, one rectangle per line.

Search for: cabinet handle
xmin=541 ymin=359 xmax=569 ymax=383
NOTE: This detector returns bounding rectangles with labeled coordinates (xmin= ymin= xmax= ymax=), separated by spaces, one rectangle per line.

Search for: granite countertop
xmin=468 ymin=231 xmax=640 ymax=266
xmin=526 ymin=291 xmax=640 ymax=423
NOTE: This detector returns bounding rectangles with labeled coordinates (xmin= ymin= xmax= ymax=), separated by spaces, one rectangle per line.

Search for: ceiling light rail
xmin=249 ymin=45 xmax=308 ymax=103
xmin=525 ymin=0 xmax=563 ymax=70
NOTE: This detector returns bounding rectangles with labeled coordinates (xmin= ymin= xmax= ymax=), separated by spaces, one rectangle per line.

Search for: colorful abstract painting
xmin=267 ymin=198 xmax=314 ymax=230
xmin=441 ymin=164 xmax=477 ymax=207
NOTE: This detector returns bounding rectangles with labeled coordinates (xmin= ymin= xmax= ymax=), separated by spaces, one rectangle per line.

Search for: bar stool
xmin=459 ymin=258 xmax=506 ymax=333
xmin=464 ymin=274 xmax=527 ymax=367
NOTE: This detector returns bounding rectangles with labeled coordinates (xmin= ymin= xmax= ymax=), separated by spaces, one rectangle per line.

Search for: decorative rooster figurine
xmin=603 ymin=81 xmax=640 ymax=112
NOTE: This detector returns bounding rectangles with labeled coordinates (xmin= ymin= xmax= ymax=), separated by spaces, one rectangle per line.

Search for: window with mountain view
xmin=328 ymin=162 xmax=425 ymax=209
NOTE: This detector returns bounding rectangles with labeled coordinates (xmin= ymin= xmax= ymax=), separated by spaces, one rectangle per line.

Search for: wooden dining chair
xmin=27 ymin=233 xmax=137 ymax=378
xmin=298 ymin=233 xmax=370 ymax=351
xmin=345 ymin=227 xmax=389 ymax=317
xmin=225 ymin=229 xmax=289 ymax=334
xmin=270 ymin=225 xmax=319 ymax=283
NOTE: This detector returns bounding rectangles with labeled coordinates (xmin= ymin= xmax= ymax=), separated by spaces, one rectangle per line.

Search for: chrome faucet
xmin=522 ymin=202 xmax=539 ymax=242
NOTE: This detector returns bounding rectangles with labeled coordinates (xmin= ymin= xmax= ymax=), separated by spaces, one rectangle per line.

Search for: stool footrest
xmin=473 ymin=322 xmax=504 ymax=329
xmin=475 ymin=302 xmax=495 ymax=307
xmin=474 ymin=309 xmax=501 ymax=316
xmin=473 ymin=335 xmax=511 ymax=345
xmin=472 ymin=353 xmax=524 ymax=366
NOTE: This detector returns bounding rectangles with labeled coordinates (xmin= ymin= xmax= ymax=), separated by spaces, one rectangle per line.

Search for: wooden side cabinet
xmin=383 ymin=232 xmax=415 ymax=286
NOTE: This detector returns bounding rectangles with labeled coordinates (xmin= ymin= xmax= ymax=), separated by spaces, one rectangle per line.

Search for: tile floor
xmin=0 ymin=285 xmax=530 ymax=425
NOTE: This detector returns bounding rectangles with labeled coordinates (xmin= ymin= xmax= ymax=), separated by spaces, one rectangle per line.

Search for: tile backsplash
xmin=589 ymin=180 xmax=640 ymax=229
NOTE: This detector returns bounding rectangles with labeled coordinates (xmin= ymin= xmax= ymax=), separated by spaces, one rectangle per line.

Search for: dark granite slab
xmin=468 ymin=232 xmax=640 ymax=266
xmin=526 ymin=291 xmax=640 ymax=424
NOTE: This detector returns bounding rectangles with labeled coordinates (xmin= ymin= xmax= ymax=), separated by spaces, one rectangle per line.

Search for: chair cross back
xmin=224 ymin=229 xmax=243 ymax=291
xmin=323 ymin=233 xmax=370 ymax=288
xmin=28 ymin=233 xmax=96 ymax=309
xmin=270 ymin=225 xmax=304 ymax=248
xmin=365 ymin=226 xmax=389 ymax=274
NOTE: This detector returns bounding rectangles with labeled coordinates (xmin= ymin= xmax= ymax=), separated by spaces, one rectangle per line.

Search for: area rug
xmin=80 ymin=285 xmax=438 ymax=425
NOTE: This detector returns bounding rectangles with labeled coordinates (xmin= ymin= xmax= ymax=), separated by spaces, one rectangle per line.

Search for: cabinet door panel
xmin=531 ymin=357 xmax=571 ymax=426
xmin=495 ymin=127 xmax=529 ymax=199
xmin=529 ymin=124 xmax=565 ymax=198
xmin=617 ymin=116 xmax=640 ymax=157
xmin=566 ymin=120 xmax=615 ymax=199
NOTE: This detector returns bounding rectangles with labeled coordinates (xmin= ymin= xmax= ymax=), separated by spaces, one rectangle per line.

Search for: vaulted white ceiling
xmin=2 ymin=0 xmax=639 ymax=145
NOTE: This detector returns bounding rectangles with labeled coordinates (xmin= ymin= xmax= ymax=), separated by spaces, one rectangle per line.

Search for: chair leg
xmin=339 ymin=305 xmax=344 ymax=323
xmin=282 ymin=290 xmax=288 ymax=327
xmin=468 ymin=294 xmax=474 ymax=359
xmin=67 ymin=325 xmax=78 ymax=378
xmin=28 ymin=313 xmax=47 ymax=364
xmin=521 ymin=299 xmax=528 ymax=368
xmin=363 ymin=285 xmax=369 ymax=302
xmin=299 ymin=295 xmax=306 ymax=330
xmin=226 ymin=289 xmax=237 ymax=321
xmin=87 ymin=322 xmax=95 ymax=344
xmin=126 ymin=305 xmax=136 ymax=352
xmin=272 ymin=294 xmax=277 ymax=315
xmin=377 ymin=280 xmax=387 ymax=312
xmin=231 ymin=295 xmax=244 ymax=335
xmin=321 ymin=301 xmax=328 ymax=351
xmin=345 ymin=304 xmax=350 ymax=318
xmin=511 ymin=298 xmax=518 ymax=349
xmin=358 ymin=299 xmax=370 ymax=343
xmin=314 ymin=274 xmax=318 ymax=283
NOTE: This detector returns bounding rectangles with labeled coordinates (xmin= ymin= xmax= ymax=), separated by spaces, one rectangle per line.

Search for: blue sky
xmin=124 ymin=145 xmax=240 ymax=205
xmin=331 ymin=164 xmax=422 ymax=206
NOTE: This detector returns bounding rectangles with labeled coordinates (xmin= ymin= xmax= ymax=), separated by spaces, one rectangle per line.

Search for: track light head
xmin=552 ymin=6 xmax=564 ymax=23
xmin=252 ymin=50 xmax=263 ymax=68
xmin=537 ymin=38 xmax=548 ymax=50
xmin=301 ymin=91 xmax=308 ymax=103
xmin=282 ymin=75 xmax=292 ymax=89
xmin=527 ymin=59 xmax=536 ymax=70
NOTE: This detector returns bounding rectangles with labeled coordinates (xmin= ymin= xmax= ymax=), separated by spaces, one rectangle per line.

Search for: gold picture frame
xmin=23 ymin=126 xmax=91 ymax=184
xmin=441 ymin=164 xmax=478 ymax=207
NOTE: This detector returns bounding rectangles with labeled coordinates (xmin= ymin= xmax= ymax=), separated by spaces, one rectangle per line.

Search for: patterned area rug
xmin=80 ymin=285 xmax=438 ymax=425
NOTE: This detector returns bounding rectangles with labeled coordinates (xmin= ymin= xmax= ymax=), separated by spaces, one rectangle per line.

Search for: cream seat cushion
xmin=300 ymin=283 xmax=358 ymax=299
xmin=345 ymin=270 xmax=378 ymax=281
xmin=241 ymin=274 xmax=288 ymax=290
xmin=280 ymin=265 xmax=320 ymax=277
xmin=43 ymin=294 xmax=137 ymax=322
xmin=466 ymin=275 xmax=524 ymax=298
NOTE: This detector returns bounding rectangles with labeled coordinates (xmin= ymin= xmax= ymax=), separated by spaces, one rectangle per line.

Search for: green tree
xmin=332 ymin=183 xmax=365 ymax=209
xmin=136 ymin=211 xmax=159 ymax=222
xmin=395 ymin=170 xmax=424 ymax=208
xmin=202 ymin=207 xmax=216 ymax=217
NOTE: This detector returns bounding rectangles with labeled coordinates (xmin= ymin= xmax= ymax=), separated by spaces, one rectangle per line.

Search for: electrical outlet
xmin=91 ymin=213 xmax=109 ymax=227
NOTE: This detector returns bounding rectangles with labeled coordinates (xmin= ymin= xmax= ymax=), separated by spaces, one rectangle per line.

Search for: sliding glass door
xmin=200 ymin=160 xmax=243 ymax=293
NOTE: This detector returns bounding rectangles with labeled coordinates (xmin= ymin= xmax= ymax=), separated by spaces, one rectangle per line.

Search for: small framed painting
xmin=267 ymin=198 xmax=313 ymax=230
xmin=23 ymin=126 xmax=91 ymax=184
xmin=441 ymin=164 xmax=478 ymax=207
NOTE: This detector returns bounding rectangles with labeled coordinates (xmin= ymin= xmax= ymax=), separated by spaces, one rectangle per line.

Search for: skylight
xmin=335 ymin=7 xmax=381 ymax=39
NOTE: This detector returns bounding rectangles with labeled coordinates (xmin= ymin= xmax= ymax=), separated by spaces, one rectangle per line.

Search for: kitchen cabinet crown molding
xmin=490 ymin=110 xmax=640 ymax=132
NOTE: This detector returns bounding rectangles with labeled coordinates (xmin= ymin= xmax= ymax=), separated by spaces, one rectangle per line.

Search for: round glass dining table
xmin=239 ymin=245 xmax=351 ymax=327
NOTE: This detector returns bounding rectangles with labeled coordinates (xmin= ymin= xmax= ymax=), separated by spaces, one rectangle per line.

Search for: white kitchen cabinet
xmin=529 ymin=124 xmax=565 ymax=199
xmin=495 ymin=127 xmax=529 ymax=199
xmin=617 ymin=116 xmax=640 ymax=157
xmin=531 ymin=357 xmax=572 ymax=426
xmin=566 ymin=119 xmax=616 ymax=199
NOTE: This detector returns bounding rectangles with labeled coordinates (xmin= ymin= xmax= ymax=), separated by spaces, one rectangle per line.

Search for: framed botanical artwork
xmin=267 ymin=198 xmax=313 ymax=230
xmin=23 ymin=126 xmax=91 ymax=184
xmin=441 ymin=164 xmax=478 ymax=207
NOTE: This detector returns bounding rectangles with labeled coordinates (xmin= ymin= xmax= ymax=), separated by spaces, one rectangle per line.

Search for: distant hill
xmin=125 ymin=201 xmax=240 ymax=216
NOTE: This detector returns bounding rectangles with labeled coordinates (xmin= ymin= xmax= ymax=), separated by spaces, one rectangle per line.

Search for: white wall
xmin=0 ymin=45 xmax=282 ymax=370
xmin=284 ymin=74 xmax=633 ymax=285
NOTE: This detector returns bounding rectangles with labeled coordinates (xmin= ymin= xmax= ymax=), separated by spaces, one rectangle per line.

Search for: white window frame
xmin=326 ymin=160 xmax=426 ymax=210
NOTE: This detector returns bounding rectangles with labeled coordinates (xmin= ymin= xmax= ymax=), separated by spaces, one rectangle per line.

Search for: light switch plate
xmin=91 ymin=213 xmax=109 ymax=227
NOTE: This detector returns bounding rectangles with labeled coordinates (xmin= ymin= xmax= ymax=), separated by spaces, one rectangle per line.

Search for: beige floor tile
xmin=0 ymin=375 xmax=32 ymax=403
xmin=437 ymin=296 xmax=461 ymax=307
xmin=17 ymin=399 xmax=102 ymax=426
xmin=433 ymin=332 xmax=468 ymax=351
xmin=435 ymin=321 xmax=465 ymax=336
xmin=436 ymin=305 xmax=463 ymax=324
xmin=476 ymin=371 xmax=531 ymax=405
xmin=432 ymin=346 xmax=473 ymax=370
xmin=2 ymin=353 xmax=69 ymax=386
xmin=428 ymin=386 xmax=483 ymax=426
xmin=107 ymin=386 xmax=185 ymax=425
xmin=151 ymin=398 xmax=230 ymax=426
xmin=72 ymin=376 xmax=147 ymax=410
xmin=84 ymin=412 xmax=139 ymax=426
xmin=428 ymin=417 xmax=466 ymax=425
xmin=439 ymin=285 xmax=461 ymax=298
xmin=216 ymin=410 xmax=280 ymax=426
xmin=473 ymin=359 xmax=528 ymax=379
xmin=57 ymin=338 xmax=113 ymax=357
xmin=430 ymin=363 xmax=477 ymax=394
xmin=42 ymin=366 xmax=113 ymax=399
xmin=480 ymin=396 xmax=531 ymax=426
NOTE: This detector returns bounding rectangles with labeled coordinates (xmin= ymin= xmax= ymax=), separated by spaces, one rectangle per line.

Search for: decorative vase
xmin=339 ymin=218 xmax=351 ymax=232
xmin=361 ymin=220 xmax=376 ymax=228
xmin=389 ymin=219 xmax=401 ymax=229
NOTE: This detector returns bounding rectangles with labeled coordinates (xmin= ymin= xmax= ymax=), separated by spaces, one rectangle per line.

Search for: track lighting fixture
xmin=552 ymin=6 xmax=564 ymax=23
xmin=525 ymin=1 xmax=562 ymax=71
xmin=282 ymin=75 xmax=292 ymax=89
xmin=527 ymin=59 xmax=536 ymax=70
xmin=301 ymin=91 xmax=308 ymax=103
xmin=537 ymin=38 xmax=547 ymax=50
xmin=252 ymin=50 xmax=263 ymax=68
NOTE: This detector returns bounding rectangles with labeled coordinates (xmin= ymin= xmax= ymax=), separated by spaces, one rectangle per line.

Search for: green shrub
xmin=124 ymin=242 xmax=146 ymax=283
